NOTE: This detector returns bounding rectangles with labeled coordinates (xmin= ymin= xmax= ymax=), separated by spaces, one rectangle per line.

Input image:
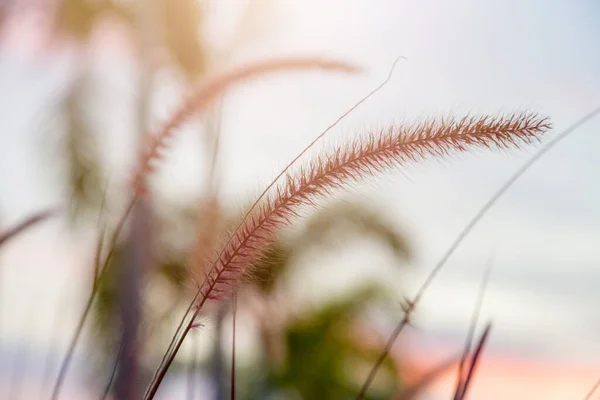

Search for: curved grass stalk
xmin=356 ymin=106 xmax=600 ymax=399
xmin=196 ymin=55 xmax=405 ymax=284
xmin=146 ymin=111 xmax=550 ymax=399
xmin=144 ymin=58 xmax=402 ymax=396
xmin=50 ymin=56 xmax=355 ymax=400
xmin=132 ymin=57 xmax=360 ymax=195
xmin=199 ymin=112 xmax=549 ymax=306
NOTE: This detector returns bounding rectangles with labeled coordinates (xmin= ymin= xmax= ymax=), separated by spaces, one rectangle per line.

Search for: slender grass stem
xmin=453 ymin=259 xmax=493 ymax=400
xmin=455 ymin=323 xmax=492 ymax=400
xmin=50 ymin=196 xmax=136 ymax=400
xmin=144 ymin=56 xmax=402 ymax=399
xmin=230 ymin=296 xmax=237 ymax=400
xmin=100 ymin=339 xmax=124 ymax=400
xmin=355 ymin=106 xmax=600 ymax=399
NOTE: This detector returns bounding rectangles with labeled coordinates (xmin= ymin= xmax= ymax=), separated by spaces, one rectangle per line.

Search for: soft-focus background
xmin=1 ymin=1 xmax=600 ymax=399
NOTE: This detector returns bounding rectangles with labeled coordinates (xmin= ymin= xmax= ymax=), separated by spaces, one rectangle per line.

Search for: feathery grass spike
xmin=132 ymin=57 xmax=359 ymax=195
xmin=198 ymin=112 xmax=550 ymax=307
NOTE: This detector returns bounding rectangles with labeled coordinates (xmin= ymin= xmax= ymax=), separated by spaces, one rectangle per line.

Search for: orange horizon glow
xmin=401 ymin=341 xmax=600 ymax=400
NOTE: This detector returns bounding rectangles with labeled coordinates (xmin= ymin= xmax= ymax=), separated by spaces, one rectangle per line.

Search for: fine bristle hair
xmin=131 ymin=57 xmax=360 ymax=195
xmin=195 ymin=112 xmax=551 ymax=307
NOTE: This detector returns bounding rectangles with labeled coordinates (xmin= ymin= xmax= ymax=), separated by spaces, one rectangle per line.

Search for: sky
xmin=1 ymin=0 xmax=600 ymax=398
xmin=202 ymin=0 xmax=600 ymax=362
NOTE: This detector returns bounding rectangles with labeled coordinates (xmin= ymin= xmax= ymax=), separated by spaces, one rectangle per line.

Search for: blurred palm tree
xmin=53 ymin=0 xmax=208 ymax=224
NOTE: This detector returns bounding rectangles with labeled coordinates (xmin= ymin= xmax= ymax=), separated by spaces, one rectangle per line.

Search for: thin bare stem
xmin=50 ymin=197 xmax=136 ymax=400
xmin=456 ymin=323 xmax=492 ymax=400
xmin=584 ymin=378 xmax=600 ymax=400
xmin=199 ymin=56 xmax=404 ymax=291
xmin=50 ymin=281 xmax=97 ymax=400
xmin=230 ymin=296 xmax=237 ymax=400
xmin=92 ymin=181 xmax=111 ymax=288
xmin=145 ymin=58 xmax=401 ymax=397
xmin=0 ymin=209 xmax=57 ymax=249
xmin=453 ymin=258 xmax=493 ymax=400
xmin=146 ymin=102 xmax=226 ymax=397
xmin=92 ymin=223 xmax=107 ymax=290
xmin=145 ymin=309 xmax=199 ymax=400
xmin=355 ymin=106 xmax=600 ymax=399
xmin=356 ymin=317 xmax=412 ymax=400
xmin=100 ymin=339 xmax=124 ymax=400
xmin=143 ymin=292 xmax=200 ymax=398
xmin=228 ymin=56 xmax=403 ymax=230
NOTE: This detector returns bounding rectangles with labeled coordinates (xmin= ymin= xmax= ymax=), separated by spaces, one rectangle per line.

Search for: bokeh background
xmin=1 ymin=0 xmax=600 ymax=399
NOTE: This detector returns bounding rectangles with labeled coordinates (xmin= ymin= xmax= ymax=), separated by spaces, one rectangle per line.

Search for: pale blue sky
xmin=206 ymin=0 xmax=600 ymax=361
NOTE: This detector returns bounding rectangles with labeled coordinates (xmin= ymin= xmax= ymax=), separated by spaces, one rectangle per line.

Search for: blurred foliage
xmin=299 ymin=201 xmax=412 ymax=261
xmin=237 ymin=200 xmax=410 ymax=399
xmin=54 ymin=0 xmax=208 ymax=222
xmin=36 ymin=0 xmax=418 ymax=398
xmin=158 ymin=0 xmax=207 ymax=78
xmin=92 ymin=198 xmax=412 ymax=398
xmin=250 ymin=200 xmax=411 ymax=296
xmin=95 ymin=243 xmax=121 ymax=349
xmin=55 ymin=0 xmax=206 ymax=79
xmin=54 ymin=0 xmax=134 ymax=40
xmin=62 ymin=77 xmax=106 ymax=222
xmin=258 ymin=286 xmax=400 ymax=400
